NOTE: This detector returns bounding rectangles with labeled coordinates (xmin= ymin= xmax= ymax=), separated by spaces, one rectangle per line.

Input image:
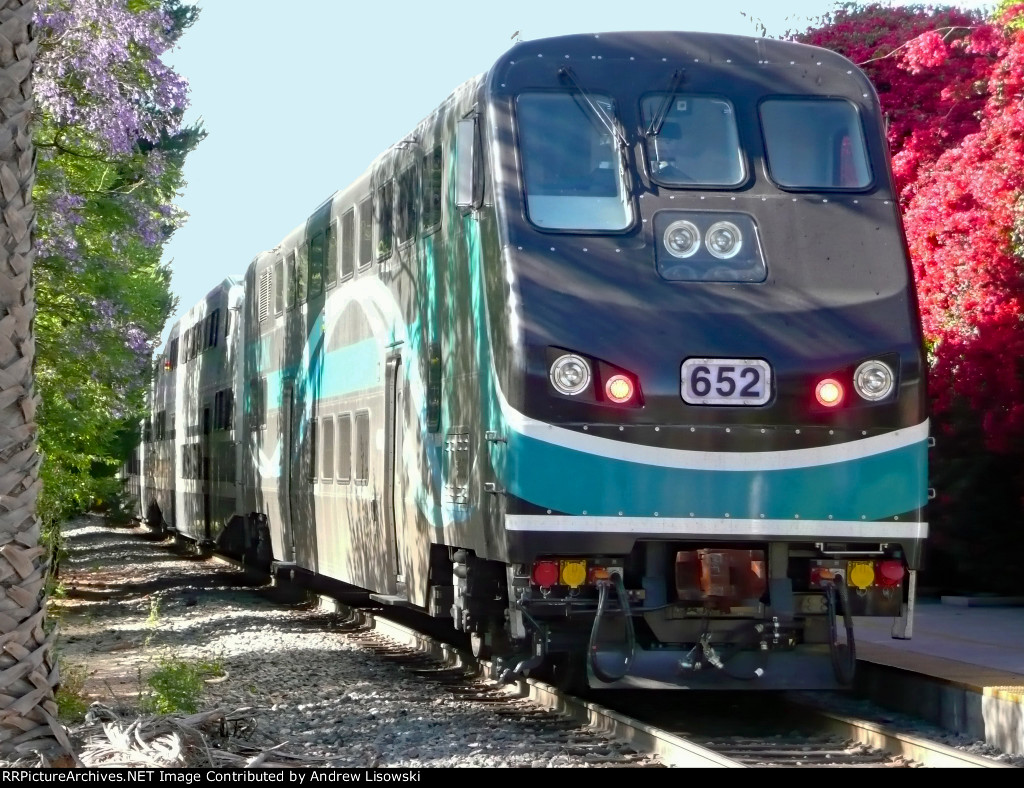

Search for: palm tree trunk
xmin=0 ymin=0 xmax=74 ymax=765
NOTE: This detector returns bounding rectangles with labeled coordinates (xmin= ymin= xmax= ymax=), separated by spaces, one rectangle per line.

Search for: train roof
xmin=484 ymin=30 xmax=874 ymax=98
xmin=488 ymin=30 xmax=861 ymax=69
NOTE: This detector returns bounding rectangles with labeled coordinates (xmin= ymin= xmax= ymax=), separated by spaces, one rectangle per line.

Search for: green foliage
xmin=55 ymin=658 xmax=91 ymax=722
xmin=141 ymin=655 xmax=223 ymax=715
xmin=995 ymin=1 xmax=1024 ymax=30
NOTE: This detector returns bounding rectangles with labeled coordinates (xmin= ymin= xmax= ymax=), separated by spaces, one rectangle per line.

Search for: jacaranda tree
xmin=32 ymin=0 xmax=200 ymax=563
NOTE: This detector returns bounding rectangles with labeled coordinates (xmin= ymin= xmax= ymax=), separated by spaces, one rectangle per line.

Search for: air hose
xmin=587 ymin=572 xmax=637 ymax=684
xmin=825 ymin=580 xmax=856 ymax=685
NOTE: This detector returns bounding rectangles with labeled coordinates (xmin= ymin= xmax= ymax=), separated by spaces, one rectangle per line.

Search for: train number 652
xmin=681 ymin=358 xmax=772 ymax=406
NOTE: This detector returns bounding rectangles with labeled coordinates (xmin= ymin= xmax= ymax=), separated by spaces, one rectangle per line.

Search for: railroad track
xmin=199 ymin=547 xmax=1017 ymax=769
xmin=316 ymin=596 xmax=1016 ymax=768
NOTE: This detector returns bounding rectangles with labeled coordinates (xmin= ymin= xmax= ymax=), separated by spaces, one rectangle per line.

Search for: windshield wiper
xmin=646 ymin=69 xmax=686 ymax=137
xmin=557 ymin=66 xmax=628 ymax=150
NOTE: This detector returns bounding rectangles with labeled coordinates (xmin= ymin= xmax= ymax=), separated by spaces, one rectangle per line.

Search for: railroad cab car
xmin=427 ymin=32 xmax=929 ymax=689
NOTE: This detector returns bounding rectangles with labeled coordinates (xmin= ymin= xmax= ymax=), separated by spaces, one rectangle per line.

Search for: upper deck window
xmin=760 ymin=98 xmax=872 ymax=189
xmin=641 ymin=95 xmax=744 ymax=187
xmin=516 ymin=92 xmax=633 ymax=231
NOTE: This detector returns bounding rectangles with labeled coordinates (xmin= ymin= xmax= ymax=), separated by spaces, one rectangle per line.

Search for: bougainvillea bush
xmin=796 ymin=2 xmax=1024 ymax=592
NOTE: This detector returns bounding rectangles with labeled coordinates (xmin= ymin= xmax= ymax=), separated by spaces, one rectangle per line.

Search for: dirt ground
xmin=50 ymin=515 xmax=263 ymax=711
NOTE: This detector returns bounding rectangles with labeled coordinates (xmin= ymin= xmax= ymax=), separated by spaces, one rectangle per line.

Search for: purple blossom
xmin=36 ymin=191 xmax=85 ymax=260
xmin=35 ymin=0 xmax=190 ymax=156
xmin=123 ymin=325 xmax=149 ymax=354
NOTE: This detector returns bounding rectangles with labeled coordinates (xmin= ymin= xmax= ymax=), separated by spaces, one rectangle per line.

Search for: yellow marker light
xmin=848 ymin=561 xmax=875 ymax=590
xmin=815 ymin=378 xmax=844 ymax=407
xmin=605 ymin=374 xmax=634 ymax=404
xmin=560 ymin=560 xmax=587 ymax=588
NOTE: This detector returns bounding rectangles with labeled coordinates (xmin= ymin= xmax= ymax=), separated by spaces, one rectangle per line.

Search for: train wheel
xmin=532 ymin=652 xmax=586 ymax=693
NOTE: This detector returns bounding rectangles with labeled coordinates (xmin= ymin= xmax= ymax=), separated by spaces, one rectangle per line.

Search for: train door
xmin=202 ymin=406 xmax=212 ymax=542
xmin=286 ymin=373 xmax=319 ymax=573
xmin=280 ymin=381 xmax=296 ymax=562
xmin=383 ymin=352 xmax=406 ymax=595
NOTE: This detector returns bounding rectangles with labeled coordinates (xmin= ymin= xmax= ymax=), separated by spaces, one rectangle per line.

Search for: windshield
xmin=516 ymin=92 xmax=633 ymax=231
xmin=760 ymin=98 xmax=872 ymax=189
xmin=641 ymin=95 xmax=744 ymax=187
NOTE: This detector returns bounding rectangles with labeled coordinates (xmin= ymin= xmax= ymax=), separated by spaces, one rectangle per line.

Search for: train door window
xmin=273 ymin=259 xmax=284 ymax=315
xmin=396 ymin=166 xmax=417 ymax=246
xmin=337 ymin=413 xmax=352 ymax=483
xmin=341 ymin=209 xmax=355 ymax=281
xmin=358 ymin=197 xmax=373 ymax=269
xmin=640 ymin=95 xmax=744 ymax=187
xmin=214 ymin=389 xmax=233 ymax=430
xmin=308 ymin=231 xmax=324 ymax=298
xmin=285 ymin=252 xmax=297 ymax=310
xmin=258 ymin=268 xmax=272 ymax=323
xmin=515 ymin=92 xmax=633 ymax=230
xmin=307 ymin=420 xmax=317 ymax=482
xmin=325 ymin=220 xmax=339 ymax=289
xmin=759 ymin=98 xmax=872 ymax=189
xmin=422 ymin=145 xmax=442 ymax=233
xmin=296 ymin=243 xmax=309 ymax=303
xmin=321 ymin=416 xmax=335 ymax=481
xmin=354 ymin=410 xmax=369 ymax=485
xmin=376 ymin=181 xmax=394 ymax=260
xmin=208 ymin=309 xmax=220 ymax=348
xmin=248 ymin=378 xmax=266 ymax=430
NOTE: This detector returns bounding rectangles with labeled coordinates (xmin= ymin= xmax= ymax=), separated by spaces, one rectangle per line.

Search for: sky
xmin=158 ymin=0 xmax=996 ymax=344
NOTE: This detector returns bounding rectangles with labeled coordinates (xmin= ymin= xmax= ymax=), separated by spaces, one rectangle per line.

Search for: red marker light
xmin=605 ymin=374 xmax=634 ymax=404
xmin=815 ymin=378 xmax=844 ymax=407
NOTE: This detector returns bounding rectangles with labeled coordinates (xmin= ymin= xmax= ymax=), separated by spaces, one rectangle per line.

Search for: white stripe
xmin=496 ymin=386 xmax=928 ymax=471
xmin=506 ymin=515 xmax=928 ymax=540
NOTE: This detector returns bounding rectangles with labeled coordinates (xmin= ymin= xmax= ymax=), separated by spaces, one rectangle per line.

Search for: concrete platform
xmin=853 ymin=598 xmax=1024 ymax=754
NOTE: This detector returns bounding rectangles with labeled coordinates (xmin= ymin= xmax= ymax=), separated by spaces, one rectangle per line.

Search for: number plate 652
xmin=680 ymin=358 xmax=772 ymax=406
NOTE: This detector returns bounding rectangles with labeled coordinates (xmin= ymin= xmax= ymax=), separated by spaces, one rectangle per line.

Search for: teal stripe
xmin=266 ymin=338 xmax=381 ymax=411
xmin=321 ymin=339 xmax=381 ymax=397
xmin=504 ymin=433 xmax=927 ymax=520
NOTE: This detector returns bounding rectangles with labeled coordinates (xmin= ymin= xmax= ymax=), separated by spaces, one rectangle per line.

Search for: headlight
xmin=705 ymin=221 xmax=742 ymax=259
xmin=549 ymin=353 xmax=591 ymax=395
xmin=663 ymin=220 xmax=701 ymax=258
xmin=853 ymin=360 xmax=895 ymax=401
